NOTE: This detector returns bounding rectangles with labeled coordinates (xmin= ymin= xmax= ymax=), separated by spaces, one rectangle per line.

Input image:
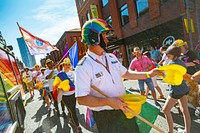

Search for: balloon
xmin=58 ymin=80 xmax=70 ymax=92
xmin=158 ymin=64 xmax=187 ymax=85
xmin=120 ymin=94 xmax=146 ymax=119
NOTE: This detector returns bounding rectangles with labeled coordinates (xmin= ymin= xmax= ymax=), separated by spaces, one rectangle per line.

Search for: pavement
xmin=23 ymin=79 xmax=200 ymax=133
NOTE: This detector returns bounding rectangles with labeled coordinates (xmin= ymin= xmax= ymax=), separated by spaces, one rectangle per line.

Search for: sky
xmin=0 ymin=0 xmax=80 ymax=65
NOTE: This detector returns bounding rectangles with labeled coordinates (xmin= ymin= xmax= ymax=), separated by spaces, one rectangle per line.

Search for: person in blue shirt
xmin=162 ymin=45 xmax=191 ymax=133
xmin=150 ymin=46 xmax=160 ymax=63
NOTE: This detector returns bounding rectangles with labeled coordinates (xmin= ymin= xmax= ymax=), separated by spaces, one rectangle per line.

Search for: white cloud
xmin=31 ymin=0 xmax=80 ymax=44
xmin=29 ymin=0 xmax=80 ymax=64
xmin=38 ymin=17 xmax=80 ymax=45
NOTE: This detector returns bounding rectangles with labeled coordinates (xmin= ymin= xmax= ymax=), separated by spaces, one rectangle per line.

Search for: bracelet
xmin=146 ymin=73 xmax=150 ymax=78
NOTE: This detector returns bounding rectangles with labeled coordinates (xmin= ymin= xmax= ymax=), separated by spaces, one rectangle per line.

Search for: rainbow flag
xmin=18 ymin=25 xmax=58 ymax=55
xmin=53 ymin=72 xmax=75 ymax=101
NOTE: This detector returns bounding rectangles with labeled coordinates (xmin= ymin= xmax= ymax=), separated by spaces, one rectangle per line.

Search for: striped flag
xmin=18 ymin=25 xmax=58 ymax=55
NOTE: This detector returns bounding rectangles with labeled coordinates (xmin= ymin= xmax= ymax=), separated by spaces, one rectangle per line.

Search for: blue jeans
xmin=138 ymin=78 xmax=154 ymax=91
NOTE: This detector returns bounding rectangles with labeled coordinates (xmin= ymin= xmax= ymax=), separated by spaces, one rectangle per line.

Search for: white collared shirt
xmin=75 ymin=50 xmax=127 ymax=111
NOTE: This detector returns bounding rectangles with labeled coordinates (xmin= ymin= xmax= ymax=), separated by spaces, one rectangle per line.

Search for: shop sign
xmin=162 ymin=36 xmax=175 ymax=46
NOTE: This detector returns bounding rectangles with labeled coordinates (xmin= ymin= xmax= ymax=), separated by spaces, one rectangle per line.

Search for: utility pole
xmin=185 ymin=0 xmax=194 ymax=50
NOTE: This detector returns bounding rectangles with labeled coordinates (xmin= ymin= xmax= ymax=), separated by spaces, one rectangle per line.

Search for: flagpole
xmin=55 ymin=41 xmax=77 ymax=66
xmin=16 ymin=22 xmax=24 ymax=39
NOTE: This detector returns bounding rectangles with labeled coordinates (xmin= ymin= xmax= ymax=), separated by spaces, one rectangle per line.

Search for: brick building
xmin=41 ymin=28 xmax=86 ymax=67
xmin=75 ymin=0 xmax=200 ymax=66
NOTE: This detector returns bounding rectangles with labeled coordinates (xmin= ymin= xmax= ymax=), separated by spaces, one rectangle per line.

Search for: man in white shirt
xmin=75 ymin=19 xmax=162 ymax=133
xmin=44 ymin=59 xmax=59 ymax=115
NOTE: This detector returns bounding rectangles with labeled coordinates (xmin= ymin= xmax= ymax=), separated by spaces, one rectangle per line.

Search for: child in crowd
xmin=162 ymin=46 xmax=191 ymax=133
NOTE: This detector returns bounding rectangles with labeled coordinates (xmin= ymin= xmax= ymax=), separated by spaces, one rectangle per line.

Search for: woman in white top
xmin=36 ymin=67 xmax=51 ymax=110
xmin=22 ymin=67 xmax=34 ymax=98
xmin=60 ymin=58 xmax=81 ymax=132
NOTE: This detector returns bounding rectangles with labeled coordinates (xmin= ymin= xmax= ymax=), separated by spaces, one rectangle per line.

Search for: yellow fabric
xmin=58 ymin=80 xmax=70 ymax=92
xmin=120 ymin=94 xmax=146 ymax=119
xmin=172 ymin=39 xmax=187 ymax=47
xmin=158 ymin=64 xmax=187 ymax=85
xmin=35 ymin=82 xmax=44 ymax=90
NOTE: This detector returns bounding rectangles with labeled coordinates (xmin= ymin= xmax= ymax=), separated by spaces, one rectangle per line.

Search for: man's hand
xmin=148 ymin=68 xmax=164 ymax=77
xmin=106 ymin=97 xmax=129 ymax=112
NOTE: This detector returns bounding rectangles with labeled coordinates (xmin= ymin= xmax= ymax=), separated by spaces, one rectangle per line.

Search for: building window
xmin=86 ymin=11 xmax=91 ymax=20
xmin=78 ymin=0 xmax=81 ymax=8
xmin=78 ymin=36 xmax=82 ymax=41
xmin=106 ymin=16 xmax=112 ymax=26
xmin=81 ymin=16 xmax=85 ymax=25
xmin=120 ymin=4 xmax=129 ymax=26
xmin=135 ymin=0 xmax=149 ymax=17
xmin=73 ymin=36 xmax=77 ymax=42
xmin=102 ymin=0 xmax=108 ymax=7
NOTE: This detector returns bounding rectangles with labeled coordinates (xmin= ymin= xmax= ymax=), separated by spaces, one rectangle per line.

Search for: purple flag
xmin=62 ymin=44 xmax=68 ymax=61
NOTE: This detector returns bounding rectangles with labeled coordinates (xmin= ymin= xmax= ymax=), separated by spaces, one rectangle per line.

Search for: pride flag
xmin=68 ymin=42 xmax=78 ymax=69
xmin=18 ymin=24 xmax=58 ymax=55
xmin=52 ymin=72 xmax=75 ymax=101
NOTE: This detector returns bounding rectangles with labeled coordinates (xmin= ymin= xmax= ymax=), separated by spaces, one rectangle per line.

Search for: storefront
xmin=124 ymin=17 xmax=184 ymax=64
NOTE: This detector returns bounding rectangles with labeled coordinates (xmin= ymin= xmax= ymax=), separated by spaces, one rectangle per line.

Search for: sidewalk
xmin=23 ymin=80 xmax=200 ymax=133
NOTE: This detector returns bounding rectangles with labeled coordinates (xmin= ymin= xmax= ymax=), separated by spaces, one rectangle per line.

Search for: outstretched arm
xmin=123 ymin=68 xmax=163 ymax=80
xmin=191 ymin=71 xmax=200 ymax=81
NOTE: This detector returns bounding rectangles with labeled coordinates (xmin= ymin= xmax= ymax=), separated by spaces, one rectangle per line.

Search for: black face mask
xmin=99 ymin=34 xmax=108 ymax=52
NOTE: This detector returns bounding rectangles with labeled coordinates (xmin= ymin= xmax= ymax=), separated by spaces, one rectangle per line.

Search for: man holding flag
xmin=75 ymin=18 xmax=163 ymax=133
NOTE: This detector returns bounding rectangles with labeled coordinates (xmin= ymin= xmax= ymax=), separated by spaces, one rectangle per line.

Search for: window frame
xmin=102 ymin=0 xmax=108 ymax=7
xmin=120 ymin=4 xmax=129 ymax=26
xmin=135 ymin=0 xmax=149 ymax=18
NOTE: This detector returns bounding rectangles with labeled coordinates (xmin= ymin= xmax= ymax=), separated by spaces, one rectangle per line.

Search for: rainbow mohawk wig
xmin=81 ymin=18 xmax=112 ymax=45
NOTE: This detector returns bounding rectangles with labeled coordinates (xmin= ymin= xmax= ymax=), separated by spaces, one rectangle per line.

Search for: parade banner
xmin=18 ymin=24 xmax=58 ymax=55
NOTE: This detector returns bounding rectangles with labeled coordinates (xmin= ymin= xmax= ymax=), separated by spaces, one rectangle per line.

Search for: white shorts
xmin=151 ymin=76 xmax=158 ymax=87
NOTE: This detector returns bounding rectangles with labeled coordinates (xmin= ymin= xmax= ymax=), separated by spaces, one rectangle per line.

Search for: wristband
xmin=146 ymin=73 xmax=150 ymax=78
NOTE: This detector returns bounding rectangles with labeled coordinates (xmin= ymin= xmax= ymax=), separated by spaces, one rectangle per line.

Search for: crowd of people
xmin=21 ymin=18 xmax=200 ymax=133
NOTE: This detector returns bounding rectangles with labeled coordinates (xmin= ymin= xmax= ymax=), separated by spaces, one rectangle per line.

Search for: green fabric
xmin=126 ymin=90 xmax=160 ymax=133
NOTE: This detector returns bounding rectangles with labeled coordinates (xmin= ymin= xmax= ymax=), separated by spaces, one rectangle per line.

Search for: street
xmin=24 ymin=79 xmax=200 ymax=133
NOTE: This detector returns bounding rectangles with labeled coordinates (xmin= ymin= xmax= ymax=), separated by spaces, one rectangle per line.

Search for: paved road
xmin=23 ymin=79 xmax=200 ymax=133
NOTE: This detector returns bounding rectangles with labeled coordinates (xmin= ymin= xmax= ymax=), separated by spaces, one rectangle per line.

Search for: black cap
xmin=166 ymin=46 xmax=181 ymax=57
